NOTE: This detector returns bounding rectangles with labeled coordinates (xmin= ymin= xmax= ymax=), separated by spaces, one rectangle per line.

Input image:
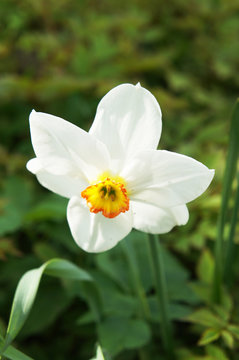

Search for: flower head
xmin=27 ymin=83 xmax=214 ymax=252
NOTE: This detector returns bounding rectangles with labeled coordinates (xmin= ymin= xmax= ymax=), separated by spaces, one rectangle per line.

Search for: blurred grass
xmin=0 ymin=0 xmax=239 ymax=358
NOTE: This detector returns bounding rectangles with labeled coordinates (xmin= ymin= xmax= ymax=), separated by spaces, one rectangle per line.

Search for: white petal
xmin=124 ymin=150 xmax=214 ymax=207
xmin=132 ymin=201 xmax=189 ymax=234
xmin=26 ymin=158 xmax=42 ymax=174
xmin=89 ymin=84 xmax=162 ymax=166
xmin=27 ymin=158 xmax=87 ymax=198
xmin=29 ymin=110 xmax=110 ymax=181
xmin=67 ymin=196 xmax=133 ymax=253
xmin=171 ymin=204 xmax=189 ymax=226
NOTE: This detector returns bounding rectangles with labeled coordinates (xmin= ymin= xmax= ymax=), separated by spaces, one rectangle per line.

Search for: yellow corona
xmin=81 ymin=177 xmax=129 ymax=218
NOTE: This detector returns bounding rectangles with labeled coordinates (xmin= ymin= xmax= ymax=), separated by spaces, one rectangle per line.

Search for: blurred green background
xmin=0 ymin=0 xmax=239 ymax=359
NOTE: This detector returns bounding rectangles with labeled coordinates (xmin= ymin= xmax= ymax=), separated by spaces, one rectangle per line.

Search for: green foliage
xmin=1 ymin=258 xmax=92 ymax=355
xmin=197 ymin=249 xmax=215 ymax=284
xmin=186 ymin=306 xmax=239 ymax=349
xmin=206 ymin=345 xmax=229 ymax=360
xmin=198 ymin=328 xmax=221 ymax=346
xmin=213 ymin=100 xmax=239 ymax=302
xmin=0 ymin=334 xmax=33 ymax=360
xmin=98 ymin=318 xmax=151 ymax=356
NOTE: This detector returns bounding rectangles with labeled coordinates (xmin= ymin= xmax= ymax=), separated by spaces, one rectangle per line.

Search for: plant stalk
xmin=148 ymin=234 xmax=174 ymax=360
xmin=212 ymin=100 xmax=239 ymax=303
xmin=224 ymin=175 xmax=239 ymax=284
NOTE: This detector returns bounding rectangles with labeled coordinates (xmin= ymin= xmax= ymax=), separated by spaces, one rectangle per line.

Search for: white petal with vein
xmin=132 ymin=201 xmax=189 ymax=234
xmin=27 ymin=158 xmax=87 ymax=198
xmin=90 ymin=83 xmax=162 ymax=167
xmin=124 ymin=150 xmax=214 ymax=207
xmin=67 ymin=196 xmax=133 ymax=252
xmin=29 ymin=110 xmax=110 ymax=181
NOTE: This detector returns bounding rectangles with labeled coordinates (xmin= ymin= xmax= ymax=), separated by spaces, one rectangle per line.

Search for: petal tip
xmin=26 ymin=158 xmax=41 ymax=174
xmin=135 ymin=82 xmax=141 ymax=88
xmin=29 ymin=109 xmax=37 ymax=123
xmin=30 ymin=109 xmax=36 ymax=116
xmin=209 ymin=168 xmax=215 ymax=180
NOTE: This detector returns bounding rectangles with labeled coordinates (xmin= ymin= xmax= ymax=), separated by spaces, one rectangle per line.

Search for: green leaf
xmin=190 ymin=283 xmax=232 ymax=311
xmin=167 ymin=281 xmax=199 ymax=305
xmin=198 ymin=328 xmax=221 ymax=346
xmin=206 ymin=344 xmax=229 ymax=360
xmin=19 ymin=281 xmax=71 ymax=337
xmin=213 ymin=305 xmax=230 ymax=323
xmin=2 ymin=258 xmax=92 ymax=351
xmin=1 ymin=345 xmax=34 ymax=360
xmin=124 ymin=319 xmax=151 ymax=349
xmin=98 ymin=317 xmax=151 ymax=356
xmin=96 ymin=248 xmax=130 ymax=292
xmin=177 ymin=347 xmax=212 ymax=360
xmin=221 ymin=330 xmax=234 ymax=348
xmin=120 ymin=235 xmax=151 ymax=318
xmin=77 ymin=311 xmax=95 ymax=326
xmin=228 ymin=324 xmax=239 ymax=339
xmin=0 ymin=177 xmax=32 ymax=236
xmin=197 ymin=249 xmax=214 ymax=284
xmin=0 ymin=335 xmax=33 ymax=360
xmin=221 ymin=99 xmax=239 ymax=224
xmin=186 ymin=308 xmax=224 ymax=328
xmin=213 ymin=99 xmax=239 ymax=302
xmin=224 ymin=175 xmax=239 ymax=283
xmin=44 ymin=258 xmax=92 ymax=281
xmin=4 ymin=267 xmax=43 ymax=348
xmin=79 ymin=281 xmax=103 ymax=323
xmin=127 ymin=231 xmax=154 ymax=292
xmin=149 ymin=296 xmax=193 ymax=321
xmin=3 ymin=345 xmax=33 ymax=360
xmin=190 ymin=283 xmax=212 ymax=303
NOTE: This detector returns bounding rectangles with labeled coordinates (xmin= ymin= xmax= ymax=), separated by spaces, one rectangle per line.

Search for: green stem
xmin=224 ymin=175 xmax=239 ymax=284
xmin=148 ymin=234 xmax=174 ymax=360
xmin=121 ymin=240 xmax=151 ymax=320
xmin=212 ymin=100 xmax=239 ymax=303
xmin=213 ymin=219 xmax=224 ymax=303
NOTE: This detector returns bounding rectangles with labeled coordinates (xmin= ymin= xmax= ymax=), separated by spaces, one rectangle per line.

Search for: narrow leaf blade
xmin=44 ymin=258 xmax=92 ymax=281
xmin=198 ymin=328 xmax=221 ymax=346
xmin=3 ymin=258 xmax=92 ymax=350
xmin=5 ymin=267 xmax=44 ymax=347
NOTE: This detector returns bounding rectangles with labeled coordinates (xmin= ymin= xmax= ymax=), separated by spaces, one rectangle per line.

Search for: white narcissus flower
xmin=27 ymin=83 xmax=214 ymax=253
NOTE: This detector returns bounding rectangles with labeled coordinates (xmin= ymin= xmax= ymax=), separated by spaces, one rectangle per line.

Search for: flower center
xmin=81 ymin=177 xmax=129 ymax=218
